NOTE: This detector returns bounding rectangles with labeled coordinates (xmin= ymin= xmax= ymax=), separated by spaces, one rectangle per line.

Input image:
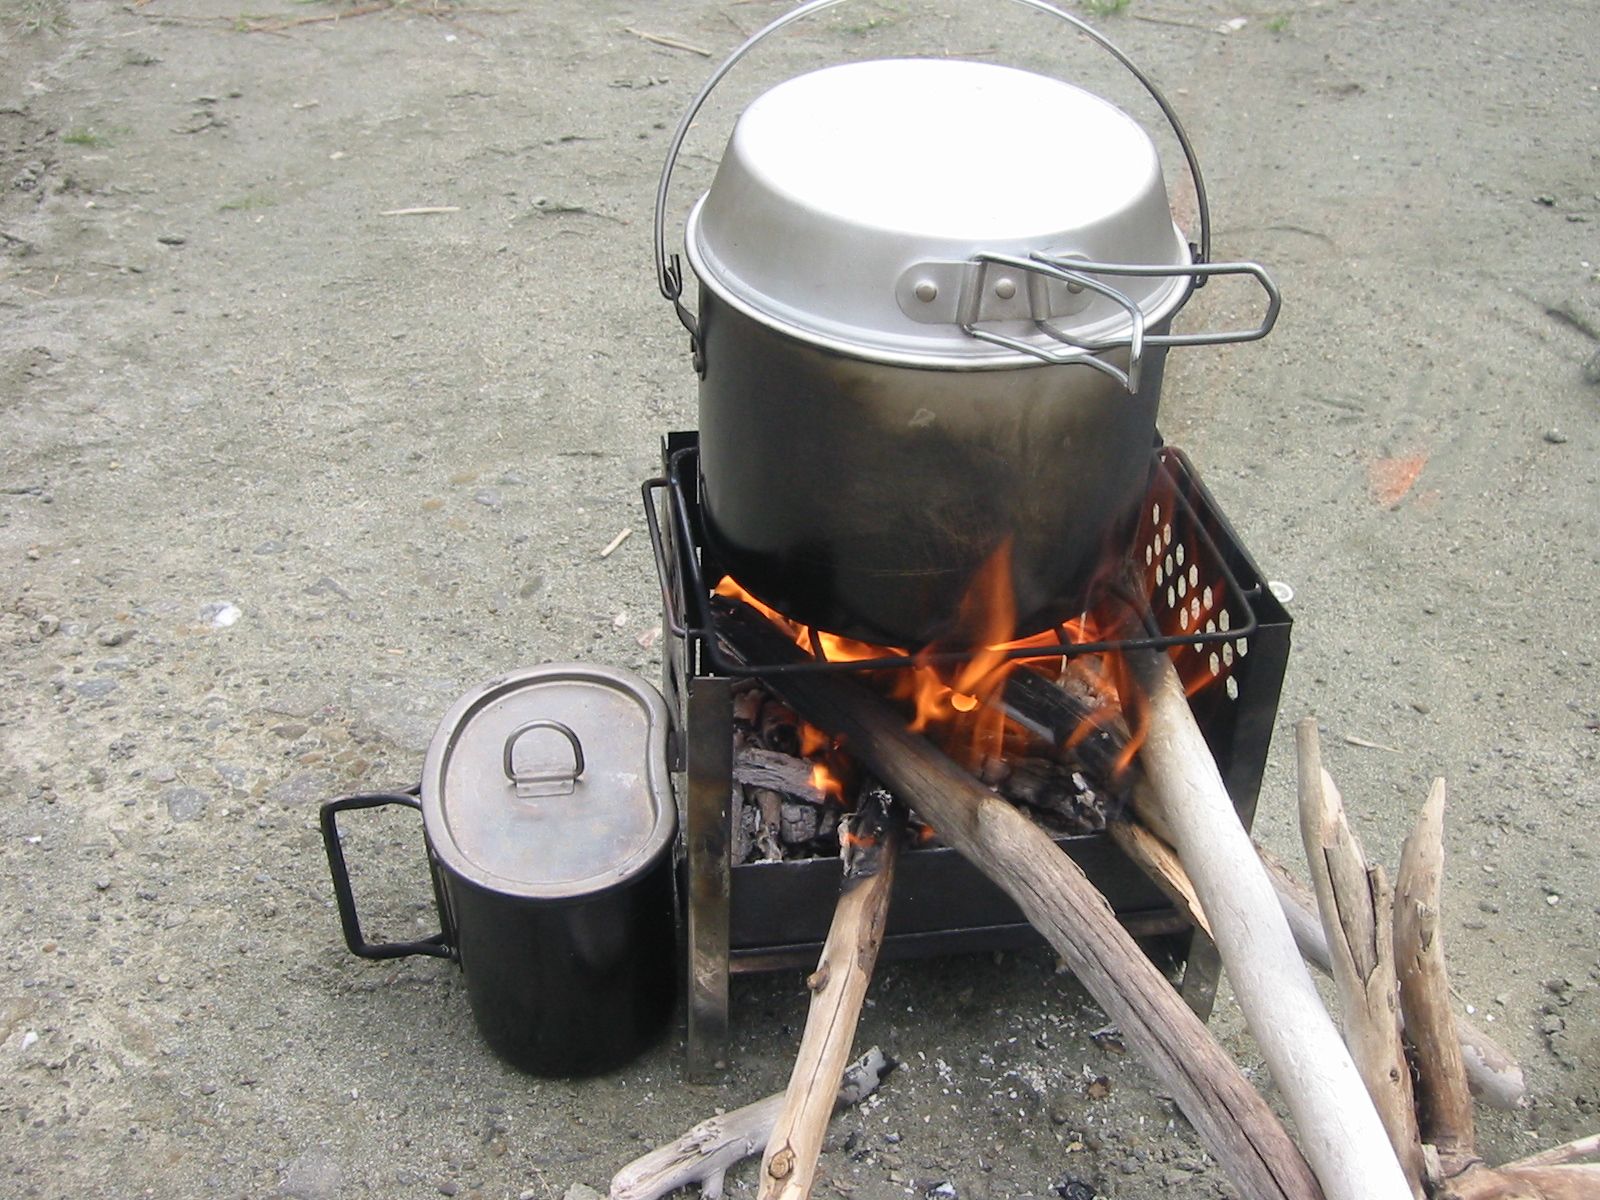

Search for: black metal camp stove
xmin=644 ymin=431 xmax=1290 ymax=1076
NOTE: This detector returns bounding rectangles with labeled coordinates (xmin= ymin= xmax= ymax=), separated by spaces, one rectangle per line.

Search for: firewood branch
xmin=1295 ymin=720 xmax=1425 ymax=1198
xmin=716 ymin=600 xmax=1323 ymax=1200
xmin=608 ymin=1049 xmax=893 ymax=1200
xmin=1128 ymin=648 xmax=1412 ymax=1200
xmin=1254 ymin=840 xmax=1525 ymax=1111
xmin=1002 ymin=663 xmax=1523 ymax=1113
xmin=1394 ymin=778 xmax=1476 ymax=1168
xmin=760 ymin=787 xmax=901 ymax=1200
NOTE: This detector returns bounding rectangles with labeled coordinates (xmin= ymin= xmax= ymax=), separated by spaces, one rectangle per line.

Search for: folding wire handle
xmin=958 ymin=254 xmax=1282 ymax=392
xmin=653 ymin=0 xmax=1216 ymax=344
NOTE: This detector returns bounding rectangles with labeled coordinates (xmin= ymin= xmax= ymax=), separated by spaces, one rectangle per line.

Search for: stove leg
xmin=1179 ymin=931 xmax=1223 ymax=1022
xmin=685 ymin=675 xmax=733 ymax=1079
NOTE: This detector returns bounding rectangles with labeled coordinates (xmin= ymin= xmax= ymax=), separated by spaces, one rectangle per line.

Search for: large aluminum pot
xmin=655 ymin=1 xmax=1279 ymax=648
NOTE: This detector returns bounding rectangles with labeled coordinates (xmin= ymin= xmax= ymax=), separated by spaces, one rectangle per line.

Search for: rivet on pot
xmin=913 ymin=279 xmax=939 ymax=303
xmin=994 ymin=277 xmax=1017 ymax=300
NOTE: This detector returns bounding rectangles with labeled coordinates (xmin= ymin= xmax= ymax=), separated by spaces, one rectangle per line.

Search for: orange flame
xmin=714 ymin=508 xmax=1227 ymax=791
xmin=809 ymin=760 xmax=845 ymax=803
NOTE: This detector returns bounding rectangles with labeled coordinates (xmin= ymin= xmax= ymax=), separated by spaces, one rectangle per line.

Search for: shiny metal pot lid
xmin=421 ymin=665 xmax=674 ymax=901
xmin=686 ymin=58 xmax=1192 ymax=367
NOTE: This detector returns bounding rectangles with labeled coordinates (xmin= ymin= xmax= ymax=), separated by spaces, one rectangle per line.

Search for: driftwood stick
xmin=609 ymin=1049 xmax=892 ymax=1200
xmin=1295 ymin=722 xmax=1424 ymax=1198
xmin=1506 ymin=1135 xmax=1600 ymax=1171
xmin=1129 ymin=648 xmax=1411 ymax=1200
xmin=1394 ymin=778 xmax=1476 ymax=1166
xmin=716 ymin=601 xmax=1323 ymax=1200
xmin=1444 ymin=1162 xmax=1600 ymax=1200
xmin=760 ymin=790 xmax=901 ymax=1200
xmin=1108 ymin=817 xmax=1213 ymax=940
xmin=1255 ymin=839 xmax=1526 ymax=1110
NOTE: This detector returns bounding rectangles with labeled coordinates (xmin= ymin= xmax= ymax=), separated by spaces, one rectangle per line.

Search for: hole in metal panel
xmin=1237 ymin=638 xmax=1249 ymax=658
xmin=1225 ymin=676 xmax=1239 ymax=700
xmin=1209 ymin=652 xmax=1220 ymax=676
xmin=1219 ymin=609 xmax=1231 ymax=632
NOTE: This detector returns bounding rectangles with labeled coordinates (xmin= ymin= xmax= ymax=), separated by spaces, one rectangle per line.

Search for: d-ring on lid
xmin=421 ymin=665 xmax=674 ymax=901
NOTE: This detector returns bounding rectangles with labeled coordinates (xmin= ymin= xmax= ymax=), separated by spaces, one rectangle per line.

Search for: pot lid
xmin=686 ymin=58 xmax=1193 ymax=366
xmin=422 ymin=665 xmax=674 ymax=901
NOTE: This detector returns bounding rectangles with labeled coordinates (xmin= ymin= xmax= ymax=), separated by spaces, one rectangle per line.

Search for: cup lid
xmin=421 ymin=665 xmax=674 ymax=900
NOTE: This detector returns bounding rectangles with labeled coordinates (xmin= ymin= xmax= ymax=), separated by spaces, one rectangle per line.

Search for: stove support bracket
xmin=685 ymin=675 xmax=733 ymax=1080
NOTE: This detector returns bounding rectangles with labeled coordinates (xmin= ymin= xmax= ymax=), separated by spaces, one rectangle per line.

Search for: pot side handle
xmin=958 ymin=253 xmax=1282 ymax=391
xmin=319 ymin=790 xmax=455 ymax=961
xmin=653 ymin=0 xmax=1213 ymax=327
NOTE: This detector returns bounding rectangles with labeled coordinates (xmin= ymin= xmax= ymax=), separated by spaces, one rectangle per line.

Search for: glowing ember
xmin=809 ymin=760 xmax=845 ymax=803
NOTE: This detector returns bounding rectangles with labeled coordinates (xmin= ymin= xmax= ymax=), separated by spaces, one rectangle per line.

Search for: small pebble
xmin=95 ymin=625 xmax=128 ymax=647
xmin=473 ymin=488 xmax=503 ymax=510
xmin=37 ymin=615 xmax=60 ymax=636
xmin=200 ymin=601 xmax=241 ymax=628
xmin=157 ymin=233 xmax=187 ymax=245
xmin=164 ymin=787 xmax=209 ymax=823
xmin=1543 ymin=429 xmax=1568 ymax=444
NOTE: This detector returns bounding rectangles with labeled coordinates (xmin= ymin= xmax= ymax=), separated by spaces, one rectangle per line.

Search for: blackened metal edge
xmin=658 ymin=443 xmax=1261 ymax=677
xmin=651 ymin=430 xmax=1292 ymax=1072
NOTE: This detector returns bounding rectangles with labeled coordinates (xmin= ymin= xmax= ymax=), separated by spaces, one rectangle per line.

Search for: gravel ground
xmin=2 ymin=1 xmax=1597 ymax=1198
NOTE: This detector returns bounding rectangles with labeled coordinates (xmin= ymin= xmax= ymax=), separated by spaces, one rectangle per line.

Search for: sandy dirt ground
xmin=2 ymin=1 xmax=1597 ymax=1197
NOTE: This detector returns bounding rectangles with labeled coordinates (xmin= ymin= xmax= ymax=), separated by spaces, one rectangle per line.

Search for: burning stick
xmin=716 ymin=598 xmax=1323 ymax=1200
xmin=608 ymin=1049 xmax=893 ymax=1200
xmin=759 ymin=786 xmax=902 ymax=1200
xmin=1128 ymin=647 xmax=1412 ymax=1200
xmin=1000 ymin=657 xmax=1526 ymax=1110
